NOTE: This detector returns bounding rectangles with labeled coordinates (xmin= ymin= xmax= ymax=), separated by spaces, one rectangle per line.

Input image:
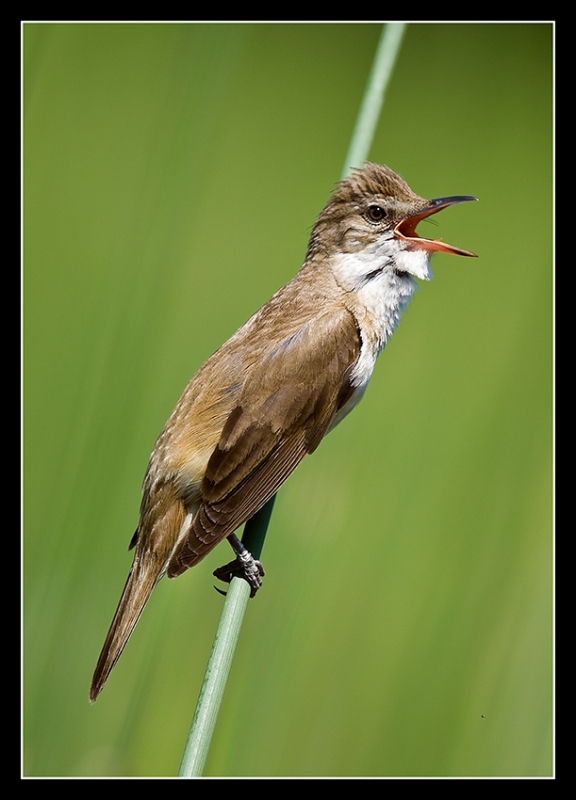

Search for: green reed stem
xmin=177 ymin=23 xmax=408 ymax=777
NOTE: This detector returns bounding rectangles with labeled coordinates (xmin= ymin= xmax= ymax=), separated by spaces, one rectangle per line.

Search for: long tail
xmin=90 ymin=483 xmax=193 ymax=702
xmin=89 ymin=554 xmax=163 ymax=703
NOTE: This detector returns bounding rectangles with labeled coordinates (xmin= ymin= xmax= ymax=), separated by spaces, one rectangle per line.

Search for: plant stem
xmin=341 ymin=23 xmax=407 ymax=180
xmin=177 ymin=498 xmax=275 ymax=777
xmin=177 ymin=23 xmax=407 ymax=777
xmin=177 ymin=575 xmax=250 ymax=777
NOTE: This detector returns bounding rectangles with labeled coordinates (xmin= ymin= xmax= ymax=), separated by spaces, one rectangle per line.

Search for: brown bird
xmin=90 ymin=163 xmax=477 ymax=702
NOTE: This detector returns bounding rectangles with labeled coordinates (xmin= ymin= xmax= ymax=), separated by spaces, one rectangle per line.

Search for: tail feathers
xmin=89 ymin=557 xmax=162 ymax=703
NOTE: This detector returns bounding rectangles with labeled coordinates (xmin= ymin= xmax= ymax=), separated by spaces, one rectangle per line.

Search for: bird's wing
xmin=167 ymin=306 xmax=361 ymax=576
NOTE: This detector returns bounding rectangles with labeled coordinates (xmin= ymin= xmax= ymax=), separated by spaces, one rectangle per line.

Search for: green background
xmin=24 ymin=23 xmax=553 ymax=777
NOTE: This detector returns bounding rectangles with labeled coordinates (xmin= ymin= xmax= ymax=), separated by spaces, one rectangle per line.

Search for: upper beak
xmin=394 ymin=196 xmax=478 ymax=257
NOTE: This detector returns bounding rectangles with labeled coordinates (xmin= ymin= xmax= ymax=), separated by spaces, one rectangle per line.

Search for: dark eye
xmin=366 ymin=205 xmax=387 ymax=223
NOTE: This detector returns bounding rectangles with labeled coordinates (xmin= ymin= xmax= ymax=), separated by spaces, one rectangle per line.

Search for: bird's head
xmin=307 ymin=162 xmax=477 ymax=288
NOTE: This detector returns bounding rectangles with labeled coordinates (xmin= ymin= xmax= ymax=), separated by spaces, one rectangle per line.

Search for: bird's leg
xmin=213 ymin=533 xmax=265 ymax=597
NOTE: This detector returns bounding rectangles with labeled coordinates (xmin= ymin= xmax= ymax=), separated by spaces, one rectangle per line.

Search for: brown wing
xmin=167 ymin=306 xmax=361 ymax=577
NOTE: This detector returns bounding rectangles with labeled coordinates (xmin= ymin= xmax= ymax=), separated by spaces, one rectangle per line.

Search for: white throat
xmin=331 ymin=243 xmax=433 ymax=394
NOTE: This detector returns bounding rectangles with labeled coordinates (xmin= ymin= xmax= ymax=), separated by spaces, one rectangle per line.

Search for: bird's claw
xmin=213 ymin=552 xmax=265 ymax=598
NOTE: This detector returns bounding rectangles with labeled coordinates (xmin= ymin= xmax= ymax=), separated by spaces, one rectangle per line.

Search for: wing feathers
xmin=167 ymin=307 xmax=361 ymax=577
xmin=168 ymin=431 xmax=308 ymax=574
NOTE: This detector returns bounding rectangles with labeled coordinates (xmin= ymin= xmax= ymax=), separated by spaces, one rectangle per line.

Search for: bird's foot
xmin=213 ymin=550 xmax=265 ymax=598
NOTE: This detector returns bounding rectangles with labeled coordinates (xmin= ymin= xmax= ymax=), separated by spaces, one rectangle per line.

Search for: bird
xmin=90 ymin=162 xmax=477 ymax=702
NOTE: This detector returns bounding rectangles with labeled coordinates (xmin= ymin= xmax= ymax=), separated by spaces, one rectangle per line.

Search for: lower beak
xmin=395 ymin=196 xmax=478 ymax=257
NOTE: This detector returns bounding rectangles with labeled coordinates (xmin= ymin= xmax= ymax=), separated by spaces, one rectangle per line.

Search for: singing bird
xmin=90 ymin=163 xmax=477 ymax=701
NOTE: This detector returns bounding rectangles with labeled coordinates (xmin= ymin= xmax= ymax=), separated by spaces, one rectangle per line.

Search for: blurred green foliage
xmin=24 ymin=23 xmax=552 ymax=777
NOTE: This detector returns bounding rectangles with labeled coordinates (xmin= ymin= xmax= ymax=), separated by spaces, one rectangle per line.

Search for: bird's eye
xmin=366 ymin=205 xmax=387 ymax=223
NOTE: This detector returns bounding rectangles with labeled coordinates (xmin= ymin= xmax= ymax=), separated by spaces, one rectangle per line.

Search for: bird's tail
xmin=89 ymin=555 xmax=162 ymax=703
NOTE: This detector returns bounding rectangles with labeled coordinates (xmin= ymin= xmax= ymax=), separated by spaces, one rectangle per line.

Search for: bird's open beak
xmin=394 ymin=196 xmax=478 ymax=257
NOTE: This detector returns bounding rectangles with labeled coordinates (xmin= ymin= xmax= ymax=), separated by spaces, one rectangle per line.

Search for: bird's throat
xmin=330 ymin=247 xmax=431 ymax=353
